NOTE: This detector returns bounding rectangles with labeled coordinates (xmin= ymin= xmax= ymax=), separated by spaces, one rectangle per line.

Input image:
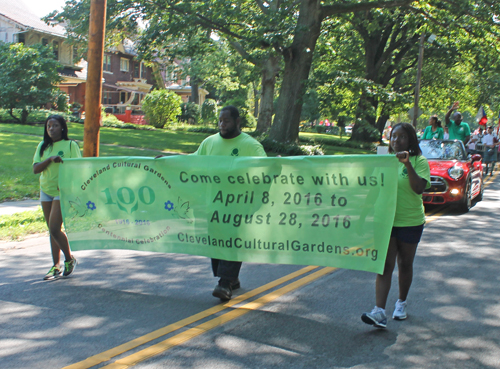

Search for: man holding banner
xmin=194 ymin=106 xmax=267 ymax=301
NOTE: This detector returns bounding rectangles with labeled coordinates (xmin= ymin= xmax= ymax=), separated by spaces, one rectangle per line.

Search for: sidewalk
xmin=0 ymin=199 xmax=40 ymax=216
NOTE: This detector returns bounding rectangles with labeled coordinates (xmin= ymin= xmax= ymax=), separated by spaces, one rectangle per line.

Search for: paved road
xmin=1 ymin=175 xmax=499 ymax=369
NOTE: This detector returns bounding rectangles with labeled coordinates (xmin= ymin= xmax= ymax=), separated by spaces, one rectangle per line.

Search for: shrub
xmin=101 ymin=113 xmax=156 ymax=130
xmin=315 ymin=125 xmax=327 ymax=134
xmin=187 ymin=127 xmax=219 ymax=134
xmin=0 ymin=108 xmax=77 ymax=123
xmin=179 ymin=102 xmax=201 ymax=124
xmin=201 ymin=99 xmax=218 ymax=126
xmin=55 ymin=91 xmax=70 ymax=113
xmin=141 ymin=89 xmax=182 ymax=128
xmin=238 ymin=107 xmax=256 ymax=129
xmin=260 ymin=137 xmax=324 ymax=156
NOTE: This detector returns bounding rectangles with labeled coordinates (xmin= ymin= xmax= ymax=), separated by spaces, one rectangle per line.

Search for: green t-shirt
xmin=421 ymin=126 xmax=444 ymax=140
xmin=193 ymin=132 xmax=267 ymax=157
xmin=393 ymin=155 xmax=431 ymax=227
xmin=33 ymin=140 xmax=82 ymax=196
xmin=447 ymin=120 xmax=471 ymax=142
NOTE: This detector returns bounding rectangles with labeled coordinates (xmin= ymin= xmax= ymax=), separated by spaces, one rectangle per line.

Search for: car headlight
xmin=448 ymin=166 xmax=464 ymax=180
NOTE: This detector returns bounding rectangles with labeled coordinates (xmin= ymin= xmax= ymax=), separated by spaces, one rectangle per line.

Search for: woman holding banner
xmin=362 ymin=123 xmax=430 ymax=328
xmin=33 ymin=115 xmax=81 ymax=280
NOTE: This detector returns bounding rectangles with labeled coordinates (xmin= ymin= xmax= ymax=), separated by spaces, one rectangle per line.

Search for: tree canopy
xmin=48 ymin=0 xmax=500 ymax=141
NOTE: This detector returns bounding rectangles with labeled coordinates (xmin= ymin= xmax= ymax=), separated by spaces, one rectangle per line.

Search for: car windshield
xmin=420 ymin=140 xmax=466 ymax=160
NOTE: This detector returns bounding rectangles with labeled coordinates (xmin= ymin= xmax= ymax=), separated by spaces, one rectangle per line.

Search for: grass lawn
xmin=0 ymin=122 xmax=375 ymax=240
xmin=0 ymin=123 xmax=374 ymax=202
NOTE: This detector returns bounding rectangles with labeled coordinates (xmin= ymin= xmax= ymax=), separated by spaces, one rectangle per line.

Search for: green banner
xmin=59 ymin=155 xmax=398 ymax=274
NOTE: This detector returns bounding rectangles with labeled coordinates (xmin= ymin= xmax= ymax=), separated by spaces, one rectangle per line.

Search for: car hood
xmin=427 ymin=160 xmax=463 ymax=170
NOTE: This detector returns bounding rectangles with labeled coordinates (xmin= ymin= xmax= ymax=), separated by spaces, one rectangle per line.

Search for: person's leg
xmin=212 ymin=260 xmax=242 ymax=300
xmin=48 ymin=200 xmax=72 ymax=261
xmin=396 ymin=240 xmax=419 ymax=302
xmin=375 ymin=237 xmax=399 ymax=309
xmin=211 ymin=259 xmax=219 ymax=277
xmin=41 ymin=201 xmax=61 ymax=266
xmin=217 ymin=260 xmax=242 ymax=283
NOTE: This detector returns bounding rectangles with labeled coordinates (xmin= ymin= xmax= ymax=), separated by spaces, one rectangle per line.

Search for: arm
xmin=33 ymin=156 xmax=63 ymax=174
xmin=445 ymin=101 xmax=459 ymax=126
xmin=395 ymin=152 xmax=427 ymax=194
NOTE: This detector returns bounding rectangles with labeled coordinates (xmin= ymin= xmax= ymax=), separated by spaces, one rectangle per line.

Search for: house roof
xmin=0 ymin=0 xmax=66 ymax=38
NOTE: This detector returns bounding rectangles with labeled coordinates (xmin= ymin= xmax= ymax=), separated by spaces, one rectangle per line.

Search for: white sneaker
xmin=393 ymin=299 xmax=407 ymax=320
xmin=361 ymin=306 xmax=387 ymax=328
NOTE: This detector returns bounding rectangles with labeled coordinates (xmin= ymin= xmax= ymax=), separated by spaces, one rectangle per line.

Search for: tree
xmin=51 ymin=0 xmax=413 ymax=141
xmin=0 ymin=43 xmax=62 ymax=123
xmin=141 ymin=89 xmax=182 ymax=128
xmin=311 ymin=1 xmax=500 ymax=141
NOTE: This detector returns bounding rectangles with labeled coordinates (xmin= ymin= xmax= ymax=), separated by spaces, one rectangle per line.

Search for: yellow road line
xmin=101 ymin=267 xmax=336 ymax=369
xmin=62 ymin=265 xmax=318 ymax=369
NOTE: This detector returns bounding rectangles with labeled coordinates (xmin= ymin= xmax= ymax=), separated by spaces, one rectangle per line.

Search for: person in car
xmin=421 ymin=115 xmax=444 ymax=140
xmin=445 ymin=101 xmax=471 ymax=144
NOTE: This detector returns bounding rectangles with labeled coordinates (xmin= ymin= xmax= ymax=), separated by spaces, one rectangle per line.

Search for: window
xmin=53 ymin=41 xmax=59 ymax=60
xmin=42 ymin=38 xmax=48 ymax=46
xmin=120 ymin=58 xmax=129 ymax=72
xmin=134 ymin=62 xmax=140 ymax=78
xmin=17 ymin=33 xmax=25 ymax=44
xmin=102 ymin=91 xmax=112 ymax=104
xmin=103 ymin=55 xmax=112 ymax=72
xmin=141 ymin=63 xmax=147 ymax=79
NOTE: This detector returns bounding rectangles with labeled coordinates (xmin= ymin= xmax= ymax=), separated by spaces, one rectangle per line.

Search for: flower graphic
xmin=164 ymin=201 xmax=174 ymax=211
xmin=86 ymin=201 xmax=96 ymax=211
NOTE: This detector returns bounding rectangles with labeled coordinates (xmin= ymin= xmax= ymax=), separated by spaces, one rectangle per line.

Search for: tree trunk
xmin=21 ymin=108 xmax=29 ymax=124
xmin=8 ymin=108 xmax=21 ymax=123
xmin=255 ymin=55 xmax=280 ymax=134
xmin=269 ymin=0 xmax=322 ymax=143
xmin=190 ymin=81 xmax=199 ymax=104
xmin=253 ymin=86 xmax=259 ymax=118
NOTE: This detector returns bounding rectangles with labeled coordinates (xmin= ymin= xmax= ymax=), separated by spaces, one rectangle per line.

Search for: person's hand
xmin=451 ymin=101 xmax=459 ymax=110
xmin=395 ymin=151 xmax=410 ymax=164
xmin=50 ymin=156 xmax=63 ymax=163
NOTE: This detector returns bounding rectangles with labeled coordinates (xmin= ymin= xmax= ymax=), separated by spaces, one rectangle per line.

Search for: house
xmin=162 ymin=59 xmax=209 ymax=105
xmin=101 ymin=40 xmax=157 ymax=116
xmin=0 ymin=0 xmax=86 ymax=109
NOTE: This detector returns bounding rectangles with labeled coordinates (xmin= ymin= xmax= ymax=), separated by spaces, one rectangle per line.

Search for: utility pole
xmin=83 ymin=0 xmax=107 ymax=157
xmin=412 ymin=32 xmax=425 ymax=129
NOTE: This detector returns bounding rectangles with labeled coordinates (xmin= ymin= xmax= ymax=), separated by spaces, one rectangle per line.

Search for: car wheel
xmin=458 ymin=180 xmax=472 ymax=213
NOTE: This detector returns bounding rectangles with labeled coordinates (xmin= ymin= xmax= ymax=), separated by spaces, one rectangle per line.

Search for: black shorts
xmin=391 ymin=224 xmax=424 ymax=244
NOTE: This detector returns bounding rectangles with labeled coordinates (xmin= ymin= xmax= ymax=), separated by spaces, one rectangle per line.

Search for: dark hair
xmin=389 ymin=123 xmax=422 ymax=156
xmin=221 ymin=105 xmax=240 ymax=121
xmin=430 ymin=115 xmax=442 ymax=128
xmin=40 ymin=115 xmax=69 ymax=156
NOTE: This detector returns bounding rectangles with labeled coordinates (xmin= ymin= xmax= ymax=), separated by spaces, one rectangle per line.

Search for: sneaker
xmin=43 ymin=265 xmax=61 ymax=280
xmin=393 ymin=299 xmax=407 ymax=320
xmin=361 ymin=306 xmax=387 ymax=328
xmin=63 ymin=256 xmax=77 ymax=277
